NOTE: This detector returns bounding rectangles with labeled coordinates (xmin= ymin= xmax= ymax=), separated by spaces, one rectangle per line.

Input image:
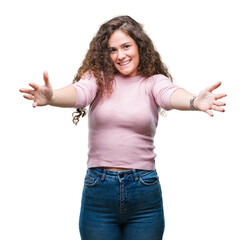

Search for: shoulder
xmin=148 ymin=74 xmax=170 ymax=82
xmin=145 ymin=74 xmax=172 ymax=87
xmin=73 ymin=71 xmax=98 ymax=90
xmin=80 ymin=71 xmax=97 ymax=81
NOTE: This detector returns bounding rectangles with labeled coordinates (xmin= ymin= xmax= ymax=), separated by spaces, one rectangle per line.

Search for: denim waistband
xmin=88 ymin=167 xmax=155 ymax=181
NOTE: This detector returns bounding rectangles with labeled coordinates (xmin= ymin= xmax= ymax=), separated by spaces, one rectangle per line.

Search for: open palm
xmin=195 ymin=82 xmax=227 ymax=116
xmin=19 ymin=71 xmax=53 ymax=108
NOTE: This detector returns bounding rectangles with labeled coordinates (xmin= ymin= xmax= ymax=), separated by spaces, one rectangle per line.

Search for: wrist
xmin=190 ymin=96 xmax=199 ymax=111
xmin=47 ymin=90 xmax=55 ymax=106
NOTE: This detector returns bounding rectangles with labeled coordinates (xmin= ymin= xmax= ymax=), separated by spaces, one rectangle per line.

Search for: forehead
xmin=108 ymin=30 xmax=135 ymax=47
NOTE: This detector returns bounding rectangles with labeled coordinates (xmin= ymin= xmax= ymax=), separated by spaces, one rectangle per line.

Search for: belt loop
xmin=132 ymin=169 xmax=138 ymax=182
xmin=101 ymin=169 xmax=106 ymax=183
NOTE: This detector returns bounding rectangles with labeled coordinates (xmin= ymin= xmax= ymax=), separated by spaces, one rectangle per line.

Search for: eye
xmin=109 ymin=47 xmax=117 ymax=53
xmin=123 ymin=45 xmax=130 ymax=49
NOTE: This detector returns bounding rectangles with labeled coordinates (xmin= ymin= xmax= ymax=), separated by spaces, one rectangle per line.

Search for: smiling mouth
xmin=118 ymin=60 xmax=131 ymax=66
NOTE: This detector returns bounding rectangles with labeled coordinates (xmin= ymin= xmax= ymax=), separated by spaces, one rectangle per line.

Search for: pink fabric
xmin=72 ymin=73 xmax=180 ymax=170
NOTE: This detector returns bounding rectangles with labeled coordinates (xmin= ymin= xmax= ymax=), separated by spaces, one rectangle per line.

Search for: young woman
xmin=19 ymin=16 xmax=226 ymax=240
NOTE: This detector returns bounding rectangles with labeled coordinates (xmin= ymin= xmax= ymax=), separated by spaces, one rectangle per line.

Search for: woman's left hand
xmin=194 ymin=81 xmax=227 ymax=117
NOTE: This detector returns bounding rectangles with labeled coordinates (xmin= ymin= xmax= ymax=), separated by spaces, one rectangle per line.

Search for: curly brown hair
xmin=72 ymin=15 xmax=173 ymax=125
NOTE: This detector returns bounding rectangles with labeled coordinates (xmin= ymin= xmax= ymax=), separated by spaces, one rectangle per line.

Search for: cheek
xmin=132 ymin=49 xmax=140 ymax=63
xmin=134 ymin=52 xmax=140 ymax=65
xmin=109 ymin=54 xmax=116 ymax=62
xmin=110 ymin=55 xmax=117 ymax=65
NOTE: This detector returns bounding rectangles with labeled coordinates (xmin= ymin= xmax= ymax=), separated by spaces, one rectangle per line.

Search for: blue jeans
xmin=79 ymin=168 xmax=165 ymax=240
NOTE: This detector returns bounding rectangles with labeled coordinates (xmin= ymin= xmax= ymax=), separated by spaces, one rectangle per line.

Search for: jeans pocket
xmin=139 ymin=170 xmax=159 ymax=186
xmin=84 ymin=171 xmax=100 ymax=187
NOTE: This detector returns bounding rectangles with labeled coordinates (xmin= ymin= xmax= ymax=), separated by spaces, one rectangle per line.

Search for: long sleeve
xmin=151 ymin=74 xmax=180 ymax=110
xmin=71 ymin=72 xmax=98 ymax=108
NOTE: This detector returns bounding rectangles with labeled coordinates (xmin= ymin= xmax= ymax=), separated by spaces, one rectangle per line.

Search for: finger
xmin=29 ymin=82 xmax=39 ymax=90
xmin=33 ymin=101 xmax=38 ymax=108
xmin=211 ymin=105 xmax=225 ymax=112
xmin=207 ymin=81 xmax=222 ymax=93
xmin=215 ymin=93 xmax=227 ymax=100
xmin=214 ymin=101 xmax=226 ymax=107
xmin=23 ymin=94 xmax=35 ymax=101
xmin=43 ymin=71 xmax=51 ymax=87
xmin=19 ymin=88 xmax=34 ymax=94
xmin=206 ymin=109 xmax=214 ymax=117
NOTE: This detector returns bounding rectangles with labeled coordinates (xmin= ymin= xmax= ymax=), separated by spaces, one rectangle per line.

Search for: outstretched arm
xmin=170 ymin=81 xmax=227 ymax=116
xmin=19 ymin=71 xmax=77 ymax=108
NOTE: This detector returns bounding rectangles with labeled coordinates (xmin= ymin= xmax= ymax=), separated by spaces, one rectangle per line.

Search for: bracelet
xmin=190 ymin=96 xmax=198 ymax=111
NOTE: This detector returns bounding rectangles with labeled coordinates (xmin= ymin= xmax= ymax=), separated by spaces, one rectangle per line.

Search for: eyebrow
xmin=108 ymin=41 xmax=132 ymax=49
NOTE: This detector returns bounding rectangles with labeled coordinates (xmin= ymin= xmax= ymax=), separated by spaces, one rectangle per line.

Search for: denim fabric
xmin=79 ymin=168 xmax=164 ymax=240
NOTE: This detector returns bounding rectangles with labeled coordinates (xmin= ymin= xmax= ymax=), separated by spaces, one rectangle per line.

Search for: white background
xmin=0 ymin=0 xmax=245 ymax=239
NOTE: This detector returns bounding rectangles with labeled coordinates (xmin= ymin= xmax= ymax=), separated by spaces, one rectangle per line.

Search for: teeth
xmin=119 ymin=60 xmax=131 ymax=66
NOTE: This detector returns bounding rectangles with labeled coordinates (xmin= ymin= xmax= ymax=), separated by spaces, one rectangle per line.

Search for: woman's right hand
xmin=19 ymin=71 xmax=53 ymax=108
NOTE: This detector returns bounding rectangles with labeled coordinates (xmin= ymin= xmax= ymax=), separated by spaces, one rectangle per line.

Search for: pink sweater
xmin=72 ymin=72 xmax=179 ymax=170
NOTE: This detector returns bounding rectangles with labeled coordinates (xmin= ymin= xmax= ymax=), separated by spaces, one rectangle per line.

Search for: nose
xmin=117 ymin=49 xmax=126 ymax=61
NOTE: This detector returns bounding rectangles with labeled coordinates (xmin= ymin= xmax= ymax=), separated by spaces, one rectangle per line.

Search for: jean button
xmin=119 ymin=172 xmax=124 ymax=178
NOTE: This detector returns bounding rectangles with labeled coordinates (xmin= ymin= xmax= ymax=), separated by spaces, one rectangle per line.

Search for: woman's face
xmin=108 ymin=30 xmax=140 ymax=77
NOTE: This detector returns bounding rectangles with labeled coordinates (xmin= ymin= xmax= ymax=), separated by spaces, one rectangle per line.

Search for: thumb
xmin=43 ymin=71 xmax=51 ymax=88
xmin=207 ymin=81 xmax=221 ymax=93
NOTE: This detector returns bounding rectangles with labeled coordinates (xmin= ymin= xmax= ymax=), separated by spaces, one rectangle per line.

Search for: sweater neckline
xmin=115 ymin=74 xmax=145 ymax=82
